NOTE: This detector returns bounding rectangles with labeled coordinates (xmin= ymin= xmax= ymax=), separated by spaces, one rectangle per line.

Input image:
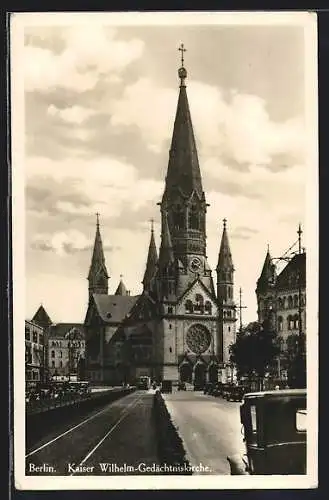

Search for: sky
xmin=18 ymin=13 xmax=314 ymax=325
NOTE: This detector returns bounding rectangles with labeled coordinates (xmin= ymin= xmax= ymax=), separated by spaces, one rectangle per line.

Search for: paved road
xmin=163 ymin=390 xmax=245 ymax=475
xmin=26 ymin=390 xmax=161 ymax=476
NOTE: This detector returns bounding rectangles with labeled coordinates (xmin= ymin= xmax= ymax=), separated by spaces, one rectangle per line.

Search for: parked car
xmin=161 ymin=380 xmax=173 ymax=393
xmin=177 ymin=381 xmax=186 ymax=391
xmin=227 ymin=388 xmax=307 ymax=475
xmin=203 ymin=382 xmax=214 ymax=395
xmin=226 ymin=385 xmax=245 ymax=402
xmin=222 ymin=383 xmax=234 ymax=399
xmin=212 ymin=382 xmax=224 ymax=397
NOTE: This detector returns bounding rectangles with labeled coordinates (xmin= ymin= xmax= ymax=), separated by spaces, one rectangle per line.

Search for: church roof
xmin=216 ymin=219 xmax=234 ymax=271
xmin=32 ymin=305 xmax=52 ymax=328
xmin=276 ymin=252 xmax=306 ymax=291
xmin=92 ymin=293 xmax=139 ymax=324
xmin=88 ymin=215 xmax=109 ymax=280
xmin=163 ymin=59 xmax=204 ymax=201
xmin=115 ymin=278 xmax=129 ymax=296
xmin=142 ymin=225 xmax=158 ymax=289
xmin=48 ymin=323 xmax=85 ymax=339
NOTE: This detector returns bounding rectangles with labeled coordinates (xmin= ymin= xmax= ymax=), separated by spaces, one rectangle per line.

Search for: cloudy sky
xmin=16 ymin=13 xmax=315 ymax=325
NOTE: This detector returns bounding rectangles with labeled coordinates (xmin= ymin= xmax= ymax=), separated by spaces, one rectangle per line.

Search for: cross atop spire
xmin=149 ymin=218 xmax=154 ymax=232
xmin=178 ymin=43 xmax=188 ymax=86
xmin=178 ymin=43 xmax=186 ymax=66
xmin=223 ymin=218 xmax=227 ymax=229
xmin=96 ymin=212 xmax=100 ymax=227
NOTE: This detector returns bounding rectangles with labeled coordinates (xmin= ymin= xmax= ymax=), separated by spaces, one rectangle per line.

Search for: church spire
xmin=158 ymin=210 xmax=175 ymax=271
xmin=142 ymin=219 xmax=158 ymax=291
xmin=217 ymin=218 xmax=234 ymax=274
xmin=88 ymin=213 xmax=109 ymax=298
xmin=216 ymin=219 xmax=235 ymax=305
xmin=163 ymin=44 xmax=204 ymax=200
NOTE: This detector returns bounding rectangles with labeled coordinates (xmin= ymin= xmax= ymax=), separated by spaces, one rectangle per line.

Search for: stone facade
xmin=25 ymin=320 xmax=45 ymax=384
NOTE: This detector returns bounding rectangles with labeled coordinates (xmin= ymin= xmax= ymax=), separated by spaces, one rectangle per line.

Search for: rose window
xmin=186 ymin=324 xmax=211 ymax=354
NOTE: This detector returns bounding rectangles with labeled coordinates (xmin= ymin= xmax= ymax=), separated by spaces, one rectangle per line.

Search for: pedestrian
xmin=275 ymin=385 xmax=280 ymax=391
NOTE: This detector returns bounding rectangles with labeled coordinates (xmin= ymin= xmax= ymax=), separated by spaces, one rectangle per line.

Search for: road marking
xmin=70 ymin=396 xmax=142 ymax=475
xmin=26 ymin=392 xmax=140 ymax=458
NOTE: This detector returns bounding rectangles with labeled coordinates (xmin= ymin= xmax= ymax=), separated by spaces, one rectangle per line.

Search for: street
xmin=26 ymin=390 xmax=160 ymax=475
xmin=163 ymin=390 xmax=245 ymax=475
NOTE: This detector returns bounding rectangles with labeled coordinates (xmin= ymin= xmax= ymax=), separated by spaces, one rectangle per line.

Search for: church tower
xmin=155 ymin=45 xmax=219 ymax=385
xmin=87 ymin=214 xmax=109 ymax=300
xmin=216 ymin=219 xmax=236 ymax=364
xmin=159 ymin=44 xmax=214 ymax=298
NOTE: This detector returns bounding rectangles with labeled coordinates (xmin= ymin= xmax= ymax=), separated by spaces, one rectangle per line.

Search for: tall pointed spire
xmin=163 ymin=44 xmax=203 ymax=200
xmin=142 ymin=219 xmax=158 ymax=290
xmin=88 ymin=213 xmax=109 ymax=298
xmin=217 ymin=218 xmax=234 ymax=274
xmin=158 ymin=210 xmax=175 ymax=270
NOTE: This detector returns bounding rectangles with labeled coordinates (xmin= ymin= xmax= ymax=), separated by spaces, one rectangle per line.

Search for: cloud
xmin=30 ymin=229 xmax=118 ymax=255
xmin=24 ymin=26 xmax=145 ymax=92
xmin=47 ymin=104 xmax=97 ymax=124
xmin=26 ymin=155 xmax=164 ymax=221
xmin=108 ymin=77 xmax=306 ymax=168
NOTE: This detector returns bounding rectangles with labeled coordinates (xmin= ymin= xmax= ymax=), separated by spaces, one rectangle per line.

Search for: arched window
xmin=195 ymin=294 xmax=204 ymax=313
xmin=185 ymin=300 xmax=193 ymax=313
xmin=173 ymin=204 xmax=185 ymax=230
xmin=278 ymin=298 xmax=283 ymax=310
xmin=278 ymin=316 xmax=283 ymax=331
xmin=205 ymin=301 xmax=212 ymax=314
xmin=294 ymin=295 xmax=299 ymax=308
xmin=294 ymin=314 xmax=299 ymax=330
xmin=282 ymin=297 xmax=286 ymax=309
xmin=288 ymin=296 xmax=293 ymax=309
xmin=188 ymin=204 xmax=199 ymax=230
xmin=51 ymin=350 xmax=55 ymax=358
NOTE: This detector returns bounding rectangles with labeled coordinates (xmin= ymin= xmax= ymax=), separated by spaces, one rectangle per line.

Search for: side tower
xmin=216 ymin=219 xmax=237 ymax=364
xmin=256 ymin=246 xmax=277 ymax=328
xmin=87 ymin=214 xmax=109 ymax=300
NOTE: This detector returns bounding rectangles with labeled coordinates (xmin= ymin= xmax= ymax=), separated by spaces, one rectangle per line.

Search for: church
xmin=84 ymin=48 xmax=237 ymax=387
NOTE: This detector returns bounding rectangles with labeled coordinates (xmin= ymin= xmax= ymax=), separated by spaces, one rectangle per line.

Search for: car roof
xmin=244 ymin=388 xmax=306 ymax=399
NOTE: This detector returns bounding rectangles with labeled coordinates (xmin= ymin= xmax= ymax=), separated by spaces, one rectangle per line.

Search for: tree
xmin=229 ymin=321 xmax=280 ymax=386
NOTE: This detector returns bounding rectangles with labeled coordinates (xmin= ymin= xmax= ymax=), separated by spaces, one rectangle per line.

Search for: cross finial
xmin=149 ymin=218 xmax=154 ymax=232
xmin=178 ymin=43 xmax=186 ymax=67
xmin=120 ymin=274 xmax=123 ymax=279
xmin=96 ymin=212 xmax=100 ymax=226
xmin=223 ymin=218 xmax=227 ymax=229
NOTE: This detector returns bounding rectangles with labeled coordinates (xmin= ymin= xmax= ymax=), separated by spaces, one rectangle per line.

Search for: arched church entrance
xmin=208 ymin=363 xmax=218 ymax=384
xmin=179 ymin=361 xmax=192 ymax=383
xmin=194 ymin=362 xmax=206 ymax=389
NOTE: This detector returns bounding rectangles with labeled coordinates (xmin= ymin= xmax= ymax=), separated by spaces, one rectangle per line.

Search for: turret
xmin=216 ymin=219 xmax=234 ymax=305
xmin=87 ymin=213 xmax=109 ymax=299
xmin=142 ymin=220 xmax=158 ymax=293
xmin=158 ymin=210 xmax=176 ymax=299
xmin=115 ymin=276 xmax=129 ymax=296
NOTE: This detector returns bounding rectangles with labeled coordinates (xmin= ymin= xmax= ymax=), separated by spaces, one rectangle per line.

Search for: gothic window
xmin=228 ymin=326 xmax=231 ymax=332
xmin=33 ymin=331 xmax=38 ymax=343
xmin=288 ymin=296 xmax=293 ymax=309
xmin=205 ymin=301 xmax=212 ymax=314
xmin=185 ymin=300 xmax=193 ymax=313
xmin=25 ymin=326 xmax=30 ymax=341
xmin=168 ymin=306 xmax=173 ymax=314
xmin=60 ymin=351 xmax=63 ymax=358
xmin=51 ymin=360 xmax=55 ymax=368
xmin=173 ymin=204 xmax=185 ymax=230
xmin=195 ymin=294 xmax=204 ymax=313
xmin=169 ymin=324 xmax=172 ymax=330
xmin=282 ymin=297 xmax=286 ymax=309
xmin=169 ymin=347 xmax=172 ymax=353
xmin=278 ymin=298 xmax=283 ymax=310
xmin=294 ymin=295 xmax=299 ymax=308
xmin=51 ymin=350 xmax=55 ymax=358
xmin=188 ymin=204 xmax=199 ymax=230
xmin=294 ymin=315 xmax=299 ymax=330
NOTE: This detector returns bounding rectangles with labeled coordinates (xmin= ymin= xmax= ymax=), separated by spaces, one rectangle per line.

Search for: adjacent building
xmin=85 ymin=53 xmax=237 ymax=386
xmin=47 ymin=323 xmax=86 ymax=379
xmin=25 ymin=320 xmax=45 ymax=384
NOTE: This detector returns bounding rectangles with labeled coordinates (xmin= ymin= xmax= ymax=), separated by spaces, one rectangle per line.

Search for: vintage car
xmin=227 ymin=388 xmax=307 ymax=475
xmin=161 ymin=380 xmax=173 ymax=394
xmin=203 ymin=382 xmax=214 ymax=395
xmin=177 ymin=381 xmax=186 ymax=391
xmin=226 ymin=385 xmax=246 ymax=402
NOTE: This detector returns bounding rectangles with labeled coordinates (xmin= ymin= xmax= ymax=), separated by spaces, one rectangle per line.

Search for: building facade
xmin=25 ymin=320 xmax=45 ymax=384
xmin=256 ymin=248 xmax=306 ymax=382
xmin=47 ymin=324 xmax=86 ymax=379
xmin=85 ymin=54 xmax=237 ymax=386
